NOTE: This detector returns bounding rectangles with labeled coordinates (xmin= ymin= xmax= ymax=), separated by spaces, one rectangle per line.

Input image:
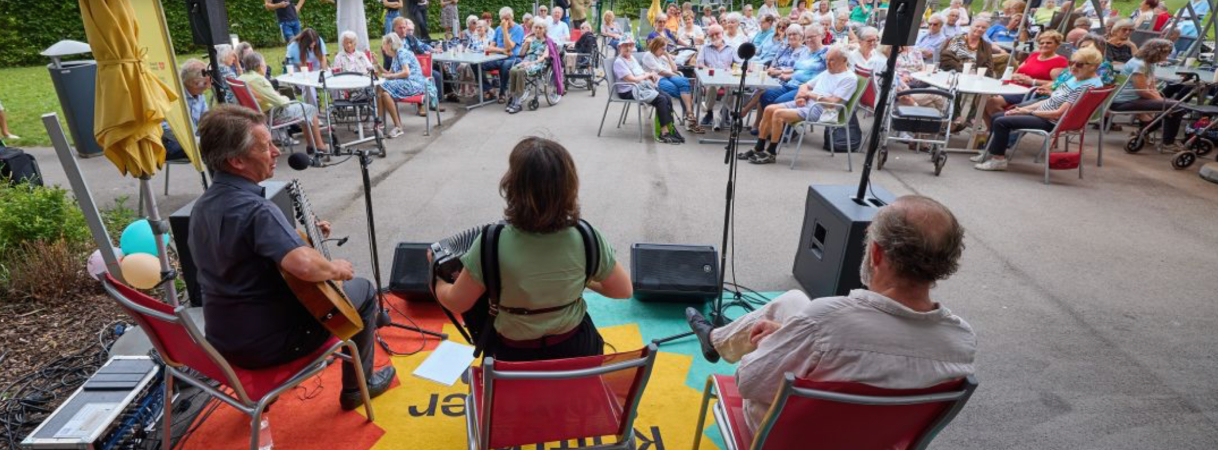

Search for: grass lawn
xmin=0 ymin=0 xmax=1198 ymax=146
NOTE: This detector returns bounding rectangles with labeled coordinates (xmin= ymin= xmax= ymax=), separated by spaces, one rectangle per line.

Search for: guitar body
xmin=281 ymin=181 xmax=365 ymax=341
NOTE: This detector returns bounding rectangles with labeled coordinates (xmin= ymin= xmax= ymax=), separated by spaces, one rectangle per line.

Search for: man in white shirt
xmin=547 ymin=6 xmax=571 ymax=42
xmin=743 ymin=46 xmax=857 ymax=164
xmin=686 ymin=195 xmax=976 ymax=432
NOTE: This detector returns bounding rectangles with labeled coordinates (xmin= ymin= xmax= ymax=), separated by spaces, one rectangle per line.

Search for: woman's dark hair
xmin=500 ymin=137 xmax=581 ymax=233
xmin=295 ymin=28 xmax=324 ymax=66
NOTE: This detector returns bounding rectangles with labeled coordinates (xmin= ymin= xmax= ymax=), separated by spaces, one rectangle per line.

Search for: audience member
xmin=942 ymin=0 xmax=971 ymax=25
xmin=696 ymin=24 xmax=742 ymax=131
xmin=1106 ymin=19 xmax=1137 ymax=63
xmin=759 ymin=0 xmax=780 ymax=20
xmin=788 ymin=0 xmax=809 ymax=21
xmin=1111 ymin=39 xmax=1185 ymax=150
xmin=214 ymin=44 xmax=241 ymax=104
xmin=745 ymin=46 xmax=856 ymax=164
xmin=685 ymin=195 xmax=974 ymax=433
xmin=238 ymin=51 xmax=331 ymax=153
xmin=613 ymin=38 xmax=685 ymax=144
xmin=851 ymin=0 xmax=876 ymax=23
xmin=0 ymin=96 xmax=14 ymax=140
xmin=746 ymin=24 xmax=829 ymax=133
xmin=161 ymin=59 xmax=209 ymax=161
xmin=286 ymin=28 xmax=329 ymax=71
xmin=640 ymin=36 xmax=704 ymax=133
xmin=1033 ymin=0 xmax=1061 ymax=25
xmin=742 ymin=5 xmax=761 ymax=36
xmin=548 ymin=7 xmax=571 ymax=41
xmin=484 ymin=7 xmax=526 ymax=103
xmin=940 ymin=18 xmax=994 ymax=74
xmin=602 ymin=10 xmax=624 ymax=49
xmin=1130 ymin=0 xmax=1157 ymax=29
xmin=679 ymin=11 xmax=707 ymax=47
xmin=335 ymin=31 xmax=377 ymax=73
xmin=751 ymin=14 xmax=779 ymax=62
xmin=849 ymin=26 xmax=885 ymax=73
xmin=984 ymin=30 xmax=1068 ymax=129
xmin=943 ymin=8 xmax=964 ymax=36
xmin=828 ymin=11 xmax=853 ymax=44
xmin=915 ymin=14 xmax=949 ymax=62
xmin=811 ymin=1 xmax=833 ymax=23
xmin=382 ymin=0 xmax=403 ymax=36
xmin=665 ymin=3 xmax=682 ymax=32
xmin=503 ymin=18 xmax=552 ymax=114
xmin=723 ymin=13 xmax=750 ymax=47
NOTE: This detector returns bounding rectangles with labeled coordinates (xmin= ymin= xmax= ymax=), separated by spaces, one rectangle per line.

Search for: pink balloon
xmin=87 ymin=248 xmax=124 ymax=280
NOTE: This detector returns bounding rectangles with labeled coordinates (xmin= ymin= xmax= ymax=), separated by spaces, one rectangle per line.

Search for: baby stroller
xmin=877 ymin=74 xmax=959 ymax=176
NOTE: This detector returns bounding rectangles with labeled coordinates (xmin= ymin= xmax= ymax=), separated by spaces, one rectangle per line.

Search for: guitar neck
xmin=289 ymin=180 xmax=331 ymax=260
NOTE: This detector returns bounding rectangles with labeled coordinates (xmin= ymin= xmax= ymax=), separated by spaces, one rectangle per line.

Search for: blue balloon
xmin=119 ymin=219 xmax=169 ymax=256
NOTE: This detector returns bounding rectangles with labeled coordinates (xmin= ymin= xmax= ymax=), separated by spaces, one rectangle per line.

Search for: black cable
xmin=376 ymin=290 xmax=430 ymax=357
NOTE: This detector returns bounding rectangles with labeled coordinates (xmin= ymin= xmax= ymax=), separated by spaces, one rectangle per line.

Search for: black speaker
xmin=389 ymin=242 xmax=433 ymax=300
xmin=184 ymin=0 xmax=231 ymax=47
xmin=171 ymin=180 xmax=293 ymax=307
xmin=879 ymin=0 xmax=929 ymax=46
xmin=792 ymin=184 xmax=895 ymax=299
xmin=630 ymin=243 xmax=719 ymax=303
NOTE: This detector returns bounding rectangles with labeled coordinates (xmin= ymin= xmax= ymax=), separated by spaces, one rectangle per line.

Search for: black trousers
xmin=1111 ymin=99 xmax=1184 ymax=144
xmin=235 ymin=278 xmax=379 ymax=394
xmin=620 ymin=91 xmax=675 ymax=128
xmin=986 ymin=113 xmax=1055 ymax=157
xmin=409 ymin=2 xmax=430 ymax=38
xmin=491 ymin=314 xmax=605 ymax=362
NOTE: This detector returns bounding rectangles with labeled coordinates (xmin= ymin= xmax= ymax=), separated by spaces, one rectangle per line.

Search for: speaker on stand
xmin=183 ymin=0 xmax=232 ymax=103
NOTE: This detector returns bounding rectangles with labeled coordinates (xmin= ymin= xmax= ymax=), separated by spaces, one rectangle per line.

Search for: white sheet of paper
xmin=413 ymin=340 xmax=477 ymax=386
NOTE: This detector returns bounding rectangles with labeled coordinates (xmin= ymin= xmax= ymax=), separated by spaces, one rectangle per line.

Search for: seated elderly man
xmin=237 ymin=51 xmax=330 ymax=154
xmin=162 ymin=59 xmax=209 ymax=161
xmin=697 ymin=24 xmax=742 ymax=131
xmin=686 ymin=195 xmax=976 ymax=433
xmin=741 ymin=45 xmax=853 ymax=165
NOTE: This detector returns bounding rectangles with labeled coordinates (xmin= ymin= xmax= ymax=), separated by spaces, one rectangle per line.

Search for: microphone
xmin=288 ymin=152 xmax=313 ymax=171
xmin=736 ymin=42 xmax=756 ymax=61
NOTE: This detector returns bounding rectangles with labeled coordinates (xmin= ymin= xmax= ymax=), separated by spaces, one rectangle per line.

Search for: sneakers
xmin=969 ymin=152 xmax=989 ymax=163
xmin=974 ymin=158 xmax=1008 ymax=171
xmin=749 ymin=152 xmax=777 ymax=164
xmin=388 ymin=127 xmax=404 ymax=139
xmin=737 ymin=150 xmax=758 ymax=160
xmin=4 ymin=134 xmax=18 ymax=140
xmin=700 ymin=112 xmax=714 ymax=127
xmin=684 ymin=308 xmax=721 ymax=363
xmin=339 ymin=366 xmax=397 ymax=411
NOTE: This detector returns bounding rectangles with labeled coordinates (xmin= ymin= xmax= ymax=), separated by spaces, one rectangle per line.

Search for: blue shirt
xmin=771 ymin=45 xmax=809 ymax=70
xmin=755 ymin=34 xmax=784 ymax=64
xmin=752 ymin=28 xmax=775 ymax=49
xmin=160 ymin=91 xmax=208 ymax=135
xmin=915 ymin=29 xmax=948 ymax=61
xmin=494 ymin=24 xmax=527 ymax=57
xmin=984 ymin=25 xmax=1016 ymax=44
xmin=788 ymin=47 xmax=827 ymax=88
xmin=285 ymin=38 xmax=328 ymax=68
xmin=697 ymin=42 xmax=741 ymax=69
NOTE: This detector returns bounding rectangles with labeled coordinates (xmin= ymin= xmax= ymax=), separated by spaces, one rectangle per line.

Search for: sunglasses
xmin=1070 ymin=61 xmax=1092 ymax=68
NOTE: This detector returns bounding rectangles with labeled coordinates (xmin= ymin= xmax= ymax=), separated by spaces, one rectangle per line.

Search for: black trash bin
xmin=43 ymin=41 xmax=103 ymax=158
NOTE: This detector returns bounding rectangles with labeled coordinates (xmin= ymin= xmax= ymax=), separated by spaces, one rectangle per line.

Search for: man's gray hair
xmin=241 ymin=51 xmax=265 ymax=74
xmin=866 ymin=195 xmax=966 ymax=284
xmin=197 ymin=104 xmax=265 ymax=172
xmin=179 ymin=58 xmax=207 ymax=83
xmin=806 ymin=22 xmax=824 ymax=36
xmin=927 ymin=13 xmax=945 ymax=24
xmin=725 ymin=12 xmax=743 ymax=23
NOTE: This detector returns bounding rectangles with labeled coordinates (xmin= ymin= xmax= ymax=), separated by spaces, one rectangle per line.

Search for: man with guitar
xmin=189 ymin=105 xmax=395 ymax=411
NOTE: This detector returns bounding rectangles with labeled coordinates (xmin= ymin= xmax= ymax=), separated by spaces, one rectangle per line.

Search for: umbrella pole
xmin=139 ymin=176 xmax=181 ymax=308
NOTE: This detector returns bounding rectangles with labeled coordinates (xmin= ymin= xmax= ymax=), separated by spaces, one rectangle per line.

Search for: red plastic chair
xmin=392 ymin=53 xmax=443 ymax=136
xmin=100 ymin=274 xmax=374 ymax=450
xmin=465 ymin=344 xmax=659 ymax=450
xmin=226 ymin=76 xmax=308 ymax=154
xmin=1010 ymin=86 xmax=1115 ymax=184
xmin=693 ymin=373 xmax=978 ymax=450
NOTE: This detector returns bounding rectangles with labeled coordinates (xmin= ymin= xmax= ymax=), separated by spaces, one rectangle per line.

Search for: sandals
xmin=685 ymin=117 xmax=707 ymax=134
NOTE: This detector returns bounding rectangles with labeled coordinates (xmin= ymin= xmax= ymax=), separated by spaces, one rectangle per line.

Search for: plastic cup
xmin=961 ymin=62 xmax=973 ymax=75
xmin=1186 ymin=57 xmax=1198 ymax=67
xmin=287 ymin=65 xmax=297 ymax=74
xmin=709 ymin=68 xmax=715 ymax=76
xmin=976 ymin=67 xmax=988 ymax=78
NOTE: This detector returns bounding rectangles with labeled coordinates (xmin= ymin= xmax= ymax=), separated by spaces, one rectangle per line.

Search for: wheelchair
xmin=520 ymin=57 xmax=562 ymax=111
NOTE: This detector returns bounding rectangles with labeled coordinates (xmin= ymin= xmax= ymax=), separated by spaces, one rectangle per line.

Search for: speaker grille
xmin=631 ymin=243 xmax=719 ymax=302
xmin=389 ymin=243 xmax=432 ymax=300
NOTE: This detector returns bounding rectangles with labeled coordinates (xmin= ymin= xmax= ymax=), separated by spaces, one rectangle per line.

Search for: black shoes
xmin=685 ymin=307 xmax=720 ymax=363
xmin=340 ymin=365 xmax=396 ymax=411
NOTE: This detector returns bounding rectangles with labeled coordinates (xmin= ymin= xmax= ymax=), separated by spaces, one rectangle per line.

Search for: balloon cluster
xmin=87 ymin=219 xmax=170 ymax=290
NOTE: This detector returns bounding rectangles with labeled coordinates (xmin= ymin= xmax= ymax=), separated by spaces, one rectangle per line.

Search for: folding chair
xmin=786 ymin=73 xmax=873 ymax=171
xmin=1011 ymin=86 xmax=1115 ymax=184
xmin=100 ymin=274 xmax=374 ymax=450
xmin=692 ymin=372 xmax=979 ymax=450
xmin=597 ymin=56 xmax=655 ymax=142
xmin=227 ymin=77 xmax=308 ymax=154
xmin=393 ymin=53 xmax=443 ymax=136
xmin=465 ymin=344 xmax=659 ymax=450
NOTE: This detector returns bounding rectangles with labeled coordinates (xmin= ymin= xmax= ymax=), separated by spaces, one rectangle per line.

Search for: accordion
xmin=429 ymin=223 xmax=499 ymax=351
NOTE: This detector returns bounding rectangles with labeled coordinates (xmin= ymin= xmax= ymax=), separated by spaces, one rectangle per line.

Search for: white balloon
xmin=87 ymin=248 xmax=124 ymax=280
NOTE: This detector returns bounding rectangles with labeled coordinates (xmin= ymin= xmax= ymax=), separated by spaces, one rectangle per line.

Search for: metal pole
xmin=139 ymin=177 xmax=182 ymax=308
xmin=42 ymin=113 xmax=126 ymax=283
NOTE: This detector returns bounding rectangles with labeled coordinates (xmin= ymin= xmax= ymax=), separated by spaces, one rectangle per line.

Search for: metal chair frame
xmin=1011 ymin=86 xmax=1116 ymax=184
xmin=597 ymin=56 xmax=656 ymax=142
xmin=100 ymin=276 xmax=374 ymax=450
xmin=784 ymin=73 xmax=873 ymax=171
xmin=465 ymin=344 xmax=659 ymax=450
xmin=392 ymin=53 xmax=443 ymax=136
xmin=693 ymin=373 xmax=979 ymax=450
xmin=226 ymin=77 xmax=310 ymax=155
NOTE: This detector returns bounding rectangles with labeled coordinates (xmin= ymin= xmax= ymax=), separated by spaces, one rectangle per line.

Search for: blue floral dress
xmin=521 ymin=39 xmax=548 ymax=76
xmin=383 ymin=47 xmax=438 ymax=106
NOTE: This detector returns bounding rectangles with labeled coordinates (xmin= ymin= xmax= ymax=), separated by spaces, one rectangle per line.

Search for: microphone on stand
xmin=737 ymin=41 xmax=756 ymax=60
xmin=725 ymin=42 xmax=757 ymax=164
xmin=288 ymin=152 xmax=314 ymax=171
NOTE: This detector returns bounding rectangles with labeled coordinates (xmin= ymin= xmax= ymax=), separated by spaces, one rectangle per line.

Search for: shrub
xmin=0 ymin=184 xmax=89 ymax=256
xmin=3 ymin=239 xmax=96 ymax=305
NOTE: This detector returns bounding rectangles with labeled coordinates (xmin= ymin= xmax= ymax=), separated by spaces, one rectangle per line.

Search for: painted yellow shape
xmin=369 ymin=323 xmax=721 ymax=450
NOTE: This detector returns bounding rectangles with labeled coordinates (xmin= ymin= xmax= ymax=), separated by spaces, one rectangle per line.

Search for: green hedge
xmin=0 ymin=0 xmax=764 ymax=68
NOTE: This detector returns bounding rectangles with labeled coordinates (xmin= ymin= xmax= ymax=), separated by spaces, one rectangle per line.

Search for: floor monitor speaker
xmin=389 ymin=242 xmax=433 ymax=300
xmin=792 ymin=184 xmax=895 ymax=299
xmin=631 ymin=243 xmax=719 ymax=303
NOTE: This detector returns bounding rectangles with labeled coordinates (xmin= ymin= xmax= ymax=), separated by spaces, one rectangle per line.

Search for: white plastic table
xmin=433 ymin=50 xmax=508 ymax=110
xmin=912 ymin=71 xmax=1031 ymax=152
xmin=275 ymin=70 xmax=385 ymax=151
xmin=694 ymin=67 xmax=783 ymax=144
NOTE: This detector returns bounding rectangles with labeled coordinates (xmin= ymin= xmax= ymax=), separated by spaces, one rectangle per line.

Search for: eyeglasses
xmin=1070 ymin=61 xmax=1093 ymax=68
xmin=863 ymin=37 xmax=878 ymax=43
xmin=1038 ymin=41 xmax=1055 ymax=46
xmin=929 ymin=22 xmax=943 ymax=26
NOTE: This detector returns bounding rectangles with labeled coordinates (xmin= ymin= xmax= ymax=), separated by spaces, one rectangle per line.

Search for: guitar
xmin=280 ymin=180 xmax=365 ymax=340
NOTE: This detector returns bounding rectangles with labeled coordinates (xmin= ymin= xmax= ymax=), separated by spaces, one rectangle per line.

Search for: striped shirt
xmin=1037 ymin=76 xmax=1104 ymax=121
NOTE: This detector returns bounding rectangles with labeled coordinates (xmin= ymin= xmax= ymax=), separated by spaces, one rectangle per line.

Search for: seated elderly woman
xmin=504 ymin=18 xmax=552 ymax=114
xmin=754 ymin=17 xmax=789 ymax=64
xmin=614 ymin=38 xmax=685 ymax=144
xmin=983 ymin=30 xmax=1068 ymax=128
xmin=828 ymin=11 xmax=853 ymax=45
xmin=940 ymin=18 xmax=994 ymax=73
xmin=335 ymin=31 xmax=377 ymax=73
xmin=972 ymin=47 xmax=1105 ymax=171
xmin=1106 ymin=19 xmax=1138 ymax=63
xmin=238 ymin=51 xmax=331 ymax=153
xmin=214 ymin=44 xmax=240 ymax=104
xmin=678 ymin=11 xmax=706 ymax=47
xmin=723 ymin=12 xmax=750 ymax=47
xmin=376 ymin=33 xmax=439 ymax=138
xmin=742 ymin=46 xmax=857 ymax=165
xmin=641 ymin=36 xmax=704 ymax=133
xmin=602 ymin=10 xmax=624 ymax=49
xmin=459 ymin=15 xmax=479 ymax=42
xmin=849 ymin=26 xmax=886 ymax=73
xmin=1111 ymin=39 xmax=1186 ymax=150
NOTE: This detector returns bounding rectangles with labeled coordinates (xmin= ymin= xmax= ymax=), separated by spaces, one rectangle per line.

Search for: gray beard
xmin=859 ymin=238 xmax=875 ymax=288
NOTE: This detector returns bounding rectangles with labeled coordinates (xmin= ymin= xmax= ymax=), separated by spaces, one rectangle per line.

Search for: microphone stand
xmin=653 ymin=50 xmax=754 ymax=346
xmin=856 ymin=2 xmax=909 ymax=202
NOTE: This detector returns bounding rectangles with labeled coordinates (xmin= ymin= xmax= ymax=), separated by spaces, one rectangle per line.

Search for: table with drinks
xmin=275 ymin=68 xmax=385 ymax=150
xmin=694 ymin=65 xmax=783 ymax=145
xmin=432 ymin=45 xmax=509 ymax=110
xmin=911 ymin=64 xmax=1031 ymax=153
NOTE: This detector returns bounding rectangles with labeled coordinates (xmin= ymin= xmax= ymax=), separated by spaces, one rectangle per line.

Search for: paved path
xmin=30 ymin=84 xmax=1218 ymax=448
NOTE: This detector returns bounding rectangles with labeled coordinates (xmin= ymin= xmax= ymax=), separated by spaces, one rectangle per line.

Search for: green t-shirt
xmin=460 ymin=223 xmax=617 ymax=341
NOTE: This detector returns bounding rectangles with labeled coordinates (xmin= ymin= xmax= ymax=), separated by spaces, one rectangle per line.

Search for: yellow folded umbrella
xmin=79 ymin=0 xmax=178 ymax=178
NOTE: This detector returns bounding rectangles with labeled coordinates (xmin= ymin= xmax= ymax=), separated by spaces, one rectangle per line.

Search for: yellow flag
xmin=647 ymin=0 xmax=662 ymax=27
xmin=131 ymin=0 xmax=202 ymax=172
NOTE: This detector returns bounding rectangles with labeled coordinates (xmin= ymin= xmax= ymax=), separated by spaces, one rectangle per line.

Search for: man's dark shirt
xmin=189 ymin=171 xmax=326 ymax=368
xmin=271 ymin=0 xmax=299 ymax=23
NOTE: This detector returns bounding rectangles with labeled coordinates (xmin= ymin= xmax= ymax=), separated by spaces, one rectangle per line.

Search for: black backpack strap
xmin=474 ymin=221 xmax=506 ymax=358
xmin=574 ymin=219 xmax=601 ymax=284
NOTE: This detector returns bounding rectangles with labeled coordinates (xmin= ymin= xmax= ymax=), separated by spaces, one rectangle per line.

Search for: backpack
xmin=464 ymin=219 xmax=601 ymax=358
xmin=0 ymin=146 xmax=43 ymax=186
xmin=821 ymin=113 xmax=863 ymax=153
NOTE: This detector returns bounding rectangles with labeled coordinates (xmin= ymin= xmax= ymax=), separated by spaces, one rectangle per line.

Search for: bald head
xmin=864 ymin=195 xmax=965 ymax=285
